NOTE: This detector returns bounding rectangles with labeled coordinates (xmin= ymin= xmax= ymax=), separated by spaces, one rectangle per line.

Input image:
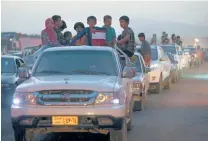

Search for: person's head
xmin=162 ymin=32 xmax=166 ymax=36
xmin=60 ymin=20 xmax=67 ymax=32
xmin=165 ymin=39 xmax=169 ymax=43
xmin=177 ymin=36 xmax=180 ymax=39
xmin=138 ymin=33 xmax=145 ymax=42
xmin=103 ymin=15 xmax=112 ymax=27
xmin=64 ymin=31 xmax=72 ymax=40
xmin=165 ymin=33 xmax=168 ymax=37
xmin=153 ymin=34 xmax=156 ymax=37
xmin=45 ymin=18 xmax=54 ymax=29
xmin=52 ymin=15 xmax=62 ymax=28
xmin=119 ymin=16 xmax=129 ymax=28
xmin=172 ymin=34 xmax=176 ymax=39
xmin=74 ymin=22 xmax=85 ymax=33
xmin=87 ymin=16 xmax=97 ymax=28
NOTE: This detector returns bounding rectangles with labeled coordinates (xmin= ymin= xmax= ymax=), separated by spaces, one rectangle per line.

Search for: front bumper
xmin=11 ymin=104 xmax=125 ymax=131
xmin=12 ymin=115 xmax=124 ymax=131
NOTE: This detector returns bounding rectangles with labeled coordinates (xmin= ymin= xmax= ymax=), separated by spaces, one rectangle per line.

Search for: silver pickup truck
xmin=11 ymin=46 xmax=137 ymax=141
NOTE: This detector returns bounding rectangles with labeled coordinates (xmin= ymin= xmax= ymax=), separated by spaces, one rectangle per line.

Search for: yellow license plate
xmin=52 ymin=116 xmax=78 ymax=125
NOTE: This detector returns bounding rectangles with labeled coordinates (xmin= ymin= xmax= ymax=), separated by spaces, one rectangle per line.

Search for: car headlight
xmin=150 ymin=64 xmax=159 ymax=71
xmin=13 ymin=92 xmax=37 ymax=105
xmin=95 ymin=92 xmax=120 ymax=105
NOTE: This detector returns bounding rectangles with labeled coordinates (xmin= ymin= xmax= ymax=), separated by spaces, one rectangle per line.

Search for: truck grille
xmin=36 ymin=90 xmax=98 ymax=106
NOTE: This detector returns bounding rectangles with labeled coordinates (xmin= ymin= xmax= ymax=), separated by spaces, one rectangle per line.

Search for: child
xmin=117 ymin=16 xmax=135 ymax=57
xmin=62 ymin=31 xmax=72 ymax=46
xmin=103 ymin=15 xmax=116 ymax=47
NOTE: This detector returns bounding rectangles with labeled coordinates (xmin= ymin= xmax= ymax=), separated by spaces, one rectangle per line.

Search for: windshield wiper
xmin=72 ymin=70 xmax=111 ymax=75
xmin=35 ymin=70 xmax=71 ymax=75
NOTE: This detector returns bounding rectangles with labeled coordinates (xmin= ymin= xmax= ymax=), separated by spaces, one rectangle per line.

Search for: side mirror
xmin=145 ymin=67 xmax=151 ymax=73
xmin=18 ymin=67 xmax=30 ymax=79
xmin=122 ymin=66 xmax=136 ymax=78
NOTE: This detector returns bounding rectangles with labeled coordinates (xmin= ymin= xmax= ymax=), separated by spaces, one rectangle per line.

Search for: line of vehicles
xmin=1 ymin=44 xmax=206 ymax=141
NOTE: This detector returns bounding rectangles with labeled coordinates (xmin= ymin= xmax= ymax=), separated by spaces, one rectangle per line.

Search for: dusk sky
xmin=2 ymin=1 xmax=208 ymax=36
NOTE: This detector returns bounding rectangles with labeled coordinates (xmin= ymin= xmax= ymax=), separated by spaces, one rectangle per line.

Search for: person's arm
xmin=69 ymin=31 xmax=86 ymax=45
xmin=117 ymin=28 xmax=132 ymax=44
xmin=112 ymin=28 xmax=116 ymax=46
xmin=41 ymin=31 xmax=61 ymax=46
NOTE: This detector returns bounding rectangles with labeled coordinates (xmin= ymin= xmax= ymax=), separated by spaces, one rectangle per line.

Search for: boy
xmin=63 ymin=31 xmax=72 ymax=45
xmin=103 ymin=15 xmax=116 ymax=47
xmin=70 ymin=16 xmax=103 ymax=46
xmin=117 ymin=15 xmax=135 ymax=57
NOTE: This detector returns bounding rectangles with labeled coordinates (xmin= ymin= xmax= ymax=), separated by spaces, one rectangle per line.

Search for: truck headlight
xmin=13 ymin=92 xmax=37 ymax=105
xmin=95 ymin=92 xmax=120 ymax=105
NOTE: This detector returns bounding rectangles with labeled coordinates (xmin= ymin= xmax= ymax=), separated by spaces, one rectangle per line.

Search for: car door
xmin=139 ymin=55 xmax=150 ymax=91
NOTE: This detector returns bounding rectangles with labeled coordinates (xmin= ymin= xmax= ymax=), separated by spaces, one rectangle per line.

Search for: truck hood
xmin=16 ymin=75 xmax=118 ymax=92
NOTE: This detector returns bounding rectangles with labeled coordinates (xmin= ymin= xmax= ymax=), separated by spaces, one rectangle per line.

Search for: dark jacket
xmin=140 ymin=40 xmax=151 ymax=57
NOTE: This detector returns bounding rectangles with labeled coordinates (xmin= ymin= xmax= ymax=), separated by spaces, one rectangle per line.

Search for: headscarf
xmin=43 ymin=18 xmax=57 ymax=42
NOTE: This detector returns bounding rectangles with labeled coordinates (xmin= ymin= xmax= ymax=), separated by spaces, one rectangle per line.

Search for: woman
xmin=71 ymin=22 xmax=86 ymax=46
xmin=41 ymin=18 xmax=61 ymax=46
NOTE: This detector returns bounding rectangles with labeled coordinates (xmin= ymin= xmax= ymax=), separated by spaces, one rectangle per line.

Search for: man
xmin=103 ymin=15 xmax=116 ymax=47
xmin=117 ymin=15 xmax=135 ymax=57
xmin=52 ymin=15 xmax=63 ymax=43
xmin=138 ymin=33 xmax=152 ymax=67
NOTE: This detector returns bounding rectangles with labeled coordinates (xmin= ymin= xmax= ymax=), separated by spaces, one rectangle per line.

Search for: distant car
xmin=1 ymin=56 xmax=25 ymax=105
xmin=183 ymin=47 xmax=200 ymax=66
xmin=132 ymin=52 xmax=150 ymax=111
xmin=165 ymin=52 xmax=178 ymax=83
xmin=148 ymin=45 xmax=171 ymax=93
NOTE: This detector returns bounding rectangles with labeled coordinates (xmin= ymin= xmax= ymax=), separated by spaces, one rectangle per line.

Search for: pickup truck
xmin=11 ymin=46 xmax=136 ymax=141
xmin=131 ymin=52 xmax=151 ymax=111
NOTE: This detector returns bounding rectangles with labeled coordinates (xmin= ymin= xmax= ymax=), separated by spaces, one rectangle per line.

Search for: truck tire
xmin=155 ymin=75 xmax=162 ymax=94
xmin=14 ymin=129 xmax=35 ymax=141
xmin=133 ymin=93 xmax=144 ymax=111
xmin=127 ymin=97 xmax=134 ymax=130
xmin=110 ymin=119 xmax=127 ymax=141
xmin=164 ymin=76 xmax=171 ymax=89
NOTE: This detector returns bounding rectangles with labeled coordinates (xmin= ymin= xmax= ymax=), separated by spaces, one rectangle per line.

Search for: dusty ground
xmin=1 ymin=62 xmax=208 ymax=141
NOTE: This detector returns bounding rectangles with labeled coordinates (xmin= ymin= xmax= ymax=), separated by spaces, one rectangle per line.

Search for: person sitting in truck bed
xmin=72 ymin=22 xmax=86 ymax=46
xmin=117 ymin=15 xmax=136 ymax=58
xmin=41 ymin=18 xmax=61 ymax=47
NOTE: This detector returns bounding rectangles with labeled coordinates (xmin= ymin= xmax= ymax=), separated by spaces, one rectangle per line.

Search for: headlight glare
xmin=13 ymin=92 xmax=37 ymax=105
xmin=95 ymin=92 xmax=120 ymax=105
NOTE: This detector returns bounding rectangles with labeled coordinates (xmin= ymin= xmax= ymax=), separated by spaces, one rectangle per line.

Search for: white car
xmin=160 ymin=44 xmax=183 ymax=77
xmin=149 ymin=45 xmax=171 ymax=93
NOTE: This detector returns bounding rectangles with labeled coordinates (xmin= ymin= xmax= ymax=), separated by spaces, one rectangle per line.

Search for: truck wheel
xmin=14 ymin=129 xmax=35 ymax=141
xmin=127 ymin=98 xmax=133 ymax=130
xmin=164 ymin=76 xmax=171 ymax=89
xmin=155 ymin=76 xmax=162 ymax=94
xmin=110 ymin=119 xmax=127 ymax=141
xmin=172 ymin=72 xmax=176 ymax=84
xmin=133 ymin=93 xmax=144 ymax=111
xmin=14 ymin=129 xmax=25 ymax=141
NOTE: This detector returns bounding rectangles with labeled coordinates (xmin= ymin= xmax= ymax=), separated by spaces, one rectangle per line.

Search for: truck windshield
xmin=33 ymin=50 xmax=118 ymax=76
xmin=151 ymin=49 xmax=158 ymax=60
xmin=161 ymin=46 xmax=177 ymax=55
